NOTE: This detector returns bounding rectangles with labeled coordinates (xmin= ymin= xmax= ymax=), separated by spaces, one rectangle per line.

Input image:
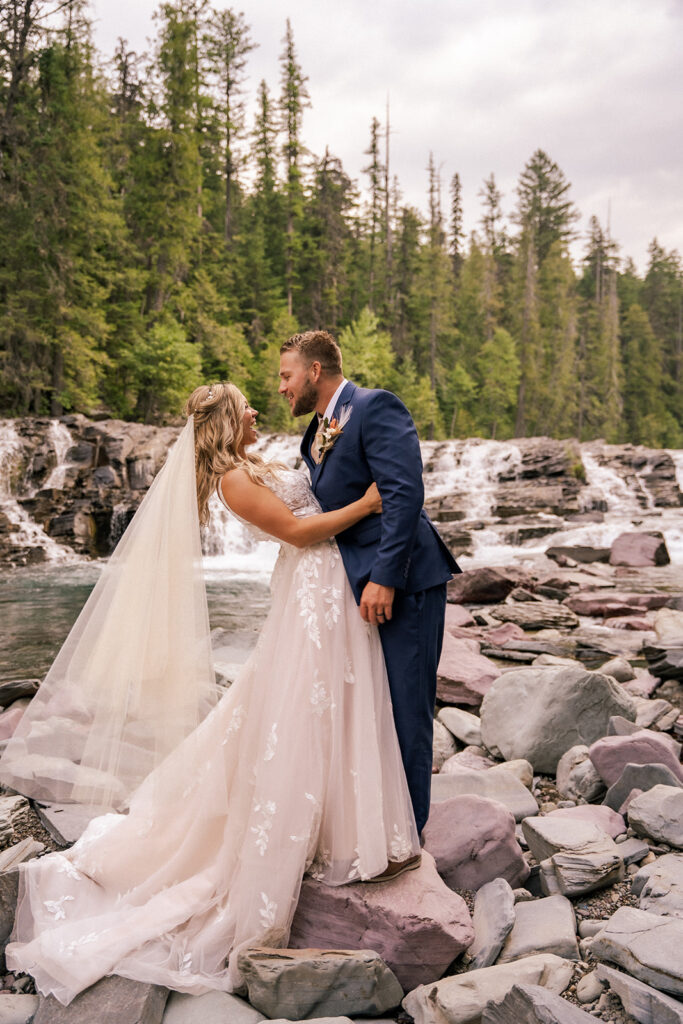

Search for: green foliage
xmin=127 ymin=320 xmax=202 ymax=422
xmin=338 ymin=307 xmax=396 ymax=389
xmin=476 ymin=328 xmax=520 ymax=438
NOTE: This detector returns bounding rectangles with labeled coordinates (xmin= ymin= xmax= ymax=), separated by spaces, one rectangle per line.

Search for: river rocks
xmin=432 ymin=720 xmax=458 ymax=770
xmin=480 ymin=666 xmax=636 ymax=773
xmin=645 ymin=644 xmax=683 ymax=681
xmin=589 ymin=731 xmax=683 ymax=788
xmin=610 ymin=531 xmax=671 ymax=567
xmin=445 ymin=603 xmax=476 ymax=630
xmin=497 ymin=894 xmax=578 ymax=963
xmin=0 ymin=796 xmax=29 ymax=846
xmin=289 ymin=852 xmax=473 ymax=991
xmin=33 ymin=975 xmax=169 ymax=1024
xmin=436 ymin=636 xmax=500 ymax=707
xmin=481 ymin=982 xmax=597 ymax=1023
xmin=544 ymin=804 xmax=625 ymax=839
xmin=556 ymin=745 xmax=605 ymax=802
xmin=423 ymin=794 xmax=529 ymax=891
xmin=437 ymin=707 xmax=482 ymax=747
xmin=595 ymin=963 xmax=683 ymax=1024
xmin=522 ymin=817 xmax=624 ymax=896
xmin=628 ymin=786 xmax=683 ymax=848
xmin=565 ymin=591 xmax=670 ymax=617
xmin=0 ymin=679 xmax=39 ymax=707
xmin=447 ymin=568 xmax=521 ymax=605
xmin=402 ymin=953 xmax=574 ymax=1024
xmin=603 ymin=763 xmax=683 ymax=813
xmin=546 ymin=545 xmax=611 ymax=564
xmin=655 ymin=608 xmax=683 ymax=646
xmin=639 ymin=853 xmax=683 ymax=918
xmin=469 ymin=878 xmax=516 ymax=969
xmin=487 ymin=601 xmax=580 ymax=631
xmin=430 ymin=767 xmax=539 ymax=822
xmin=236 ymin=948 xmax=403 ymax=1019
xmin=592 ymin=906 xmax=683 ymax=996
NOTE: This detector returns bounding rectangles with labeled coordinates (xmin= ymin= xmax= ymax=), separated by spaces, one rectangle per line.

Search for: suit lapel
xmin=301 ymin=414 xmax=318 ymax=476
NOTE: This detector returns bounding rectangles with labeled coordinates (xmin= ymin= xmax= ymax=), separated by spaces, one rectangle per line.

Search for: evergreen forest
xmin=1 ymin=0 xmax=682 ymax=443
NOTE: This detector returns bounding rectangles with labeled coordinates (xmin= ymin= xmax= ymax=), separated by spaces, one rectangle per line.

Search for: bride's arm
xmin=221 ymin=470 xmax=381 ymax=548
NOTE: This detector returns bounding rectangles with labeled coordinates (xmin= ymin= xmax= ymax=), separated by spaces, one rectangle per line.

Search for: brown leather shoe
xmin=366 ymin=853 xmax=422 ymax=883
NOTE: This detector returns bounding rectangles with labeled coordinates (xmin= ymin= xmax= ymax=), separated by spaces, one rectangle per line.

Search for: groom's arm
xmin=360 ymin=389 xmax=424 ymax=599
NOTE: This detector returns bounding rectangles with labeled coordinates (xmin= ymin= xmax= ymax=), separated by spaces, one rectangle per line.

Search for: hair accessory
xmin=207 ymin=386 xmax=214 ymax=400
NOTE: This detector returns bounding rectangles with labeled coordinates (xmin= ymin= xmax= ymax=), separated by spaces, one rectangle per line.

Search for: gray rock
xmin=629 ymin=786 xmax=683 ymax=848
xmin=522 ymin=817 xmax=624 ymax=896
xmin=589 ymin=731 xmax=683 ymax=788
xmin=644 ymin=645 xmax=683 ymax=682
xmin=402 ymin=954 xmax=574 ymax=1024
xmin=592 ymin=906 xmax=683 ymax=996
xmin=635 ymin=697 xmax=678 ymax=730
xmin=579 ymin=919 xmax=608 ymax=938
xmin=0 ymin=679 xmax=40 ymax=707
xmin=655 ymin=609 xmax=683 ymax=647
xmin=432 ymin=719 xmax=458 ymax=771
xmin=430 ymin=767 xmax=538 ymax=821
xmin=0 ymin=995 xmax=39 ymax=1024
xmin=34 ymin=802 xmax=101 ymax=846
xmin=576 ymin=970 xmax=604 ymax=1003
xmin=470 ymin=878 xmax=516 ymax=969
xmin=596 ymin=962 xmax=683 ymax=1024
xmin=437 ymin=707 xmax=482 ymax=747
xmin=162 ymin=991 xmax=265 ymax=1024
xmin=522 ymin=815 xmax=614 ymax=863
xmin=608 ymin=715 xmax=642 ymax=736
xmin=480 ymin=666 xmax=635 ymax=774
xmin=632 ymin=858 xmax=665 ymax=897
xmin=0 ymin=795 xmax=29 ymax=845
xmin=33 ymin=975 xmax=169 ymax=1024
xmin=0 ymin=836 xmax=44 ymax=872
xmin=497 ymin=894 xmax=578 ymax=963
xmin=486 ymin=602 xmax=580 ymax=631
xmin=237 ymin=948 xmax=403 ymax=1020
xmin=0 ymin=867 xmax=18 ymax=970
xmin=481 ymin=982 xmax=597 ymax=1022
xmin=604 ymin=763 xmax=683 ymax=812
xmin=267 ymin=1019 xmax=354 ymax=1024
xmin=556 ymin=745 xmax=605 ymax=803
xmin=640 ymin=853 xmax=683 ymax=918
xmin=600 ymin=657 xmax=637 ymax=682
xmin=617 ymin=837 xmax=651 ymax=867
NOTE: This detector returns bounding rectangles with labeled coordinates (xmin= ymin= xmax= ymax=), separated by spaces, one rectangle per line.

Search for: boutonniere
xmin=314 ymin=405 xmax=352 ymax=463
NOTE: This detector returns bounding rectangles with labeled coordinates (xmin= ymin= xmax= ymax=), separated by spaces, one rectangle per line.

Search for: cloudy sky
xmin=89 ymin=0 xmax=683 ymax=272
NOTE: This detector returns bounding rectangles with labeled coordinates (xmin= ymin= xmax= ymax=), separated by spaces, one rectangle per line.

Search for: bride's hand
xmin=363 ymin=482 xmax=382 ymax=514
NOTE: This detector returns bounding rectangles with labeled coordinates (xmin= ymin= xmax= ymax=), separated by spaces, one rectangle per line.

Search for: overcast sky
xmin=89 ymin=0 xmax=683 ymax=272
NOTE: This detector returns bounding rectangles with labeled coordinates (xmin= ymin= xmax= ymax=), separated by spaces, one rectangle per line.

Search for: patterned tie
xmin=311 ymin=414 xmax=324 ymax=465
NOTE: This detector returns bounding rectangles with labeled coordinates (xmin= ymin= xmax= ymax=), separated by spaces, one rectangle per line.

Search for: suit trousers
xmin=378 ymin=582 xmax=447 ymax=835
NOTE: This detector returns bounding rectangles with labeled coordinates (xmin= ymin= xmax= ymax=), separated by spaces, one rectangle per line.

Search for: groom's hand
xmin=360 ymin=582 xmax=395 ymax=626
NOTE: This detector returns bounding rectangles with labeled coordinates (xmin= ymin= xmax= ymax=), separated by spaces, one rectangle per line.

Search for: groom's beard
xmin=292 ymin=379 xmax=318 ymax=417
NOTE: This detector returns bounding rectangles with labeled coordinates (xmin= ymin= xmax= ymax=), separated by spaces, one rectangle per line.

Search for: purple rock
xmin=544 ymin=804 xmax=626 ymax=839
xmin=422 ymin=794 xmax=529 ymax=892
xmin=445 ymin=603 xmax=476 ymax=631
xmin=437 ymin=636 xmax=500 ymax=707
xmin=609 ymin=531 xmax=671 ymax=567
xmin=289 ymin=851 xmax=474 ymax=991
xmin=589 ymin=731 xmax=683 ymax=788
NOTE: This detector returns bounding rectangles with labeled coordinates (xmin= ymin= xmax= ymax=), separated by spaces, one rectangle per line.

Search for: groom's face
xmin=278 ymin=351 xmax=319 ymax=417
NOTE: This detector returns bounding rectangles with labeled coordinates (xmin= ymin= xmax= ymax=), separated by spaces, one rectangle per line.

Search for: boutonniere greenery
xmin=315 ymin=404 xmax=352 ymax=462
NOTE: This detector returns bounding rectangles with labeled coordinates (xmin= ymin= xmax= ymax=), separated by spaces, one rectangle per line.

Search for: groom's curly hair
xmin=281 ymin=330 xmax=343 ymax=376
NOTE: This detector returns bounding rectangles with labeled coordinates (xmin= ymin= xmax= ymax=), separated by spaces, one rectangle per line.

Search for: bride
xmin=1 ymin=382 xmax=420 ymax=1005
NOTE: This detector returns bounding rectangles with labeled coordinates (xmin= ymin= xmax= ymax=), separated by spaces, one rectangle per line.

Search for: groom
xmin=279 ymin=330 xmax=459 ymax=857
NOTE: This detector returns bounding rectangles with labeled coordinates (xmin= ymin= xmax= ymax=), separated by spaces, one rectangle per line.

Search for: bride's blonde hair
xmin=185 ymin=382 xmax=283 ymax=526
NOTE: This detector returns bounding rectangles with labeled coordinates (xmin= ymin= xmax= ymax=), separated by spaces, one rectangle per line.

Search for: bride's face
xmin=241 ymin=400 xmax=259 ymax=447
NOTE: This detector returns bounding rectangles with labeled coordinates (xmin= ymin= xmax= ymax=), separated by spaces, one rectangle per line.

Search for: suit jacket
xmin=301 ymin=381 xmax=460 ymax=603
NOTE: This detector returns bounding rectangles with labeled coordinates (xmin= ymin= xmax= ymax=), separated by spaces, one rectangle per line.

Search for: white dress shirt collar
xmin=321 ymin=378 xmax=349 ymax=423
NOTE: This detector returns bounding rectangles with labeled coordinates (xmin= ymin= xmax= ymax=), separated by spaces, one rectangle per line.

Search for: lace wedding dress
xmin=7 ymin=469 xmax=419 ymax=1005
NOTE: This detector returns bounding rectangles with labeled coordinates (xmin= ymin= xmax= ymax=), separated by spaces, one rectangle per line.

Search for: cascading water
xmin=43 ymin=421 xmax=76 ymax=490
xmin=423 ymin=439 xmax=522 ymax=519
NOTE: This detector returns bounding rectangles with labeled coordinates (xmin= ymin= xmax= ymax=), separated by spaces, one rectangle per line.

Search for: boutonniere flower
xmin=315 ymin=405 xmax=352 ymax=463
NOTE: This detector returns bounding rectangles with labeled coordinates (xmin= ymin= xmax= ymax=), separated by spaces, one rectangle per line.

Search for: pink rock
xmin=545 ymin=804 xmax=626 ymax=839
xmin=604 ymin=616 xmax=655 ymax=631
xmin=441 ymin=751 xmax=497 ymax=773
xmin=445 ymin=603 xmax=476 ymax=631
xmin=422 ymin=794 xmax=530 ymax=892
xmin=618 ymin=788 xmax=644 ymax=815
xmin=622 ymin=671 xmax=661 ymax=698
xmin=437 ymin=635 xmax=500 ymax=707
xmin=609 ymin=532 xmax=670 ymax=567
xmin=447 ymin=567 xmax=523 ymax=605
xmin=289 ymin=851 xmax=473 ymax=991
xmin=564 ymin=591 xmax=669 ymax=616
xmin=485 ymin=622 xmax=527 ymax=646
xmin=589 ymin=730 xmax=683 ymax=788
xmin=0 ymin=698 xmax=30 ymax=741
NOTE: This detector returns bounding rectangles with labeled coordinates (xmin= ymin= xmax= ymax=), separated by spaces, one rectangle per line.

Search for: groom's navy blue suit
xmin=301 ymin=381 xmax=460 ymax=833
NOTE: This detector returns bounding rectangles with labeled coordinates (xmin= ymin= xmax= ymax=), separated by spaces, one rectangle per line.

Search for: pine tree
xmin=448 ymin=172 xmax=464 ymax=281
xmin=476 ymin=327 xmax=520 ymax=438
xmin=279 ymin=19 xmax=309 ymax=317
xmin=362 ymin=116 xmax=384 ymax=311
xmin=515 ymin=149 xmax=579 ymax=264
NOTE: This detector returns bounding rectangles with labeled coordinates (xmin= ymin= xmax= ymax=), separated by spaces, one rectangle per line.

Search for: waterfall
xmin=43 ymin=420 xmax=76 ymax=489
xmin=423 ymin=439 xmax=522 ymax=519
xmin=581 ymin=452 xmax=644 ymax=514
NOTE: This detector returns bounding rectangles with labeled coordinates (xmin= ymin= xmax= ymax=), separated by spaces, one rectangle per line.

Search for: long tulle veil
xmin=0 ymin=416 xmax=217 ymax=811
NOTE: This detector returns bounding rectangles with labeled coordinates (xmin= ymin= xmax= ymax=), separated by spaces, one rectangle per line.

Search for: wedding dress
xmin=7 ymin=466 xmax=419 ymax=1005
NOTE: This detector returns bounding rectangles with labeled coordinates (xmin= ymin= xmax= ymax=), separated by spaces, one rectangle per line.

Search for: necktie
xmin=311 ymin=414 xmax=324 ymax=465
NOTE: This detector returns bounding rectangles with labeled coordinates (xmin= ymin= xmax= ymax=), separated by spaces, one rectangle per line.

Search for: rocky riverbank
xmin=0 ymin=543 xmax=682 ymax=1022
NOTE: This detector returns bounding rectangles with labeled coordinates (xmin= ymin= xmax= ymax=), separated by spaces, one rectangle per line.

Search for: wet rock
xmin=430 ymin=767 xmax=539 ymax=821
xmin=162 ymin=991 xmax=265 ymax=1024
xmin=447 ymin=568 xmax=521 ymax=605
xmin=437 ymin=707 xmax=482 ymax=747
xmin=237 ymin=948 xmax=403 ymax=1020
xmin=565 ymin=591 xmax=670 ymax=617
xmin=629 ymin=786 xmax=683 ymax=848
xmin=595 ymin=962 xmax=683 ymax=1024
xmin=481 ymin=982 xmax=596 ymax=1023
xmin=402 ymin=953 xmax=574 ymax=1024
xmin=556 ymin=745 xmax=605 ymax=803
xmin=480 ymin=666 xmax=636 ymax=773
xmin=0 ymin=680 xmax=39 ymax=707
xmin=603 ymin=762 xmax=683 ymax=812
xmin=610 ymin=531 xmax=670 ymax=567
xmin=469 ymin=878 xmax=516 ymax=970
xmin=497 ymin=894 xmax=578 ymax=963
xmin=639 ymin=852 xmax=683 ymax=918
xmin=432 ymin=720 xmax=457 ymax=771
xmin=423 ymin=794 xmax=529 ymax=891
xmin=589 ymin=731 xmax=683 ymax=788
xmin=546 ymin=545 xmax=610 ymax=564
xmin=289 ymin=851 xmax=473 ymax=991
xmin=592 ymin=905 xmax=683 ymax=996
xmin=487 ymin=601 xmax=580 ymax=631
xmin=436 ymin=636 xmax=500 ymax=707
xmin=33 ymin=975 xmax=169 ymax=1024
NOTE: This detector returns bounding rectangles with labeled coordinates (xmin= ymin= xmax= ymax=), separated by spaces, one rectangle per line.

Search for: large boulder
xmin=480 ymin=667 xmax=636 ymax=773
xmin=447 ymin=568 xmax=520 ymax=605
xmin=422 ymin=794 xmax=529 ymax=891
xmin=288 ymin=851 xmax=473 ymax=991
xmin=628 ymin=786 xmax=683 ymax=848
xmin=592 ymin=906 xmax=683 ymax=996
xmin=496 ymin=894 xmax=579 ymax=964
xmin=436 ymin=636 xmax=500 ymax=707
xmin=589 ymin=731 xmax=683 ymax=788
xmin=595 ymin=964 xmax=683 ymax=1024
xmin=610 ymin=531 xmax=670 ymax=567
xmin=603 ymin=762 xmax=683 ymax=813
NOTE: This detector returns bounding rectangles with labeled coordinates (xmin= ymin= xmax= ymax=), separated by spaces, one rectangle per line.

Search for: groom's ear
xmin=309 ymin=359 xmax=322 ymax=383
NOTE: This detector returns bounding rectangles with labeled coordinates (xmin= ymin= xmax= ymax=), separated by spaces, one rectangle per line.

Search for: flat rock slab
xmin=592 ymin=906 xmax=683 ymax=997
xmin=544 ymin=804 xmax=625 ymax=839
xmin=565 ymin=591 xmax=669 ymax=616
xmin=486 ymin=602 xmax=580 ymax=631
xmin=628 ymin=785 xmax=683 ymax=848
xmin=639 ymin=853 xmax=683 ymax=918
xmin=0 ymin=994 xmax=39 ymax=1024
xmin=522 ymin=817 xmax=624 ymax=896
xmin=162 ymin=991 xmax=265 ymax=1024
xmin=0 ymin=837 xmax=44 ymax=873
xmin=596 ymin=963 xmax=683 ymax=1024
xmin=33 ymin=976 xmax=169 ymax=1024
xmin=402 ymin=953 xmax=574 ymax=1024
xmin=497 ymin=894 xmax=578 ymax=964
xmin=610 ymin=531 xmax=670 ymax=567
xmin=480 ymin=666 xmax=635 ymax=774
xmin=604 ymin=763 xmax=683 ymax=812
xmin=34 ymin=802 xmax=101 ymax=847
xmin=470 ymin=878 xmax=516 ymax=969
xmin=447 ymin=568 xmax=520 ymax=605
xmin=589 ymin=731 xmax=683 ymax=788
xmin=237 ymin=948 xmax=403 ymax=1019
xmin=437 ymin=707 xmax=482 ymax=747
xmin=437 ymin=635 xmax=500 ymax=707
xmin=481 ymin=982 xmax=597 ymax=1022
xmin=430 ymin=767 xmax=538 ymax=822
xmin=289 ymin=851 xmax=473 ymax=992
